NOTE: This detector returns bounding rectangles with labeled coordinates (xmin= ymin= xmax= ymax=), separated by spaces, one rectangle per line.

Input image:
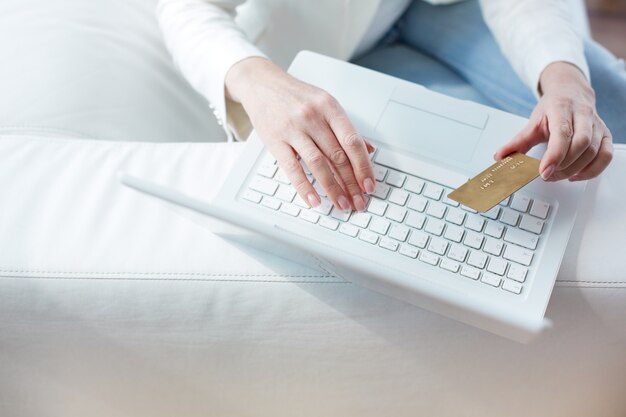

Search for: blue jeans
xmin=352 ymin=0 xmax=626 ymax=143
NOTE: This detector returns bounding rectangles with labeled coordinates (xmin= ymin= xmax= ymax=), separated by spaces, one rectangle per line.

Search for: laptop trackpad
xmin=376 ymin=98 xmax=486 ymax=165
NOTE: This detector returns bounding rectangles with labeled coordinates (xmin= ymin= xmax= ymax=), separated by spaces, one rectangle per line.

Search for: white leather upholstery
xmin=1 ymin=1 xmax=624 ymax=416
xmin=1 ymin=134 xmax=625 ymax=417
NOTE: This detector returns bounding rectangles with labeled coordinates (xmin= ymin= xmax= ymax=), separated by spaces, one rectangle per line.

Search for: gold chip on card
xmin=448 ymin=152 xmax=541 ymax=212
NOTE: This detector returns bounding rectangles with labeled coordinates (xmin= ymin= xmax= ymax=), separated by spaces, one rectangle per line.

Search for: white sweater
xmin=156 ymin=0 xmax=589 ymax=138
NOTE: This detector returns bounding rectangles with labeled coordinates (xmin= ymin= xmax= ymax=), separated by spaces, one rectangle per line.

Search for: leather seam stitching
xmin=0 ymin=270 xmax=332 ymax=278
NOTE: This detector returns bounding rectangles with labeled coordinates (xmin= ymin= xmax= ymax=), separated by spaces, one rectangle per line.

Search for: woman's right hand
xmin=225 ymin=57 xmax=376 ymax=212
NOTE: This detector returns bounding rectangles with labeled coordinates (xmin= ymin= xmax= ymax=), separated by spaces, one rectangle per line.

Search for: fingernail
xmin=363 ymin=178 xmax=375 ymax=194
xmin=541 ymin=165 xmax=555 ymax=181
xmin=352 ymin=194 xmax=366 ymax=212
xmin=307 ymin=192 xmax=321 ymax=208
xmin=337 ymin=195 xmax=351 ymax=211
xmin=569 ymin=175 xmax=581 ymax=182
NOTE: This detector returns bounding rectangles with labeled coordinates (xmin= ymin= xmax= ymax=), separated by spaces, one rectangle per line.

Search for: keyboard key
xmin=350 ymin=212 xmax=371 ymax=228
xmin=331 ymin=207 xmax=351 ymax=222
xmin=463 ymin=231 xmax=484 ymax=249
xmin=280 ymin=204 xmax=300 ymax=217
xmin=529 ymin=199 xmax=550 ymax=219
xmin=443 ymin=225 xmax=464 ymax=243
xmin=504 ymin=228 xmax=539 ymax=250
xmin=498 ymin=196 xmax=510 ymax=207
xmin=507 ymin=264 xmax=528 ymax=282
xmin=442 ymin=191 xmax=460 ymax=207
xmin=486 ymin=258 xmax=508 ymax=276
xmin=370 ymin=217 xmax=390 ymax=235
xmin=294 ymin=194 xmax=309 ymax=208
xmin=426 ymin=201 xmax=447 ymax=219
xmin=399 ymin=244 xmax=419 ymax=258
xmin=386 ymin=205 xmax=407 ymax=223
xmin=500 ymin=208 xmax=520 ymax=226
xmin=339 ymin=223 xmax=359 ymax=237
xmin=467 ymin=251 xmax=488 ymax=269
xmin=275 ymin=185 xmax=296 ymax=202
xmin=261 ymin=196 xmax=281 ymax=210
xmin=445 ymin=208 xmax=466 ymax=225
xmin=405 ymin=211 xmax=426 ymax=229
xmin=405 ymin=177 xmax=425 ymax=194
xmin=299 ymin=210 xmax=319 ymax=223
xmin=389 ymin=223 xmax=410 ymax=242
xmin=386 ymin=170 xmax=406 ymax=187
xmin=407 ymin=195 xmax=428 ymax=212
xmin=372 ymin=182 xmax=391 ymax=199
xmin=503 ymin=244 xmax=533 ymax=266
xmin=465 ymin=215 xmax=485 ymax=232
xmin=367 ymin=198 xmax=388 ymax=216
xmin=447 ymin=244 xmax=468 ymax=262
xmin=359 ymin=230 xmax=379 ymax=245
xmin=274 ymin=169 xmax=291 ymax=184
xmin=510 ymin=194 xmax=531 ymax=212
xmin=481 ymin=206 xmax=501 ymax=220
xmin=484 ymin=220 xmax=505 ymax=239
xmin=299 ymin=158 xmax=312 ymax=174
xmin=389 ymin=188 xmax=409 ymax=206
xmin=243 ymin=189 xmax=263 ymax=203
xmin=481 ymin=273 xmax=502 ymax=287
xmin=319 ymin=217 xmax=339 ymax=230
xmin=312 ymin=181 xmax=327 ymax=197
xmin=423 ymin=183 xmax=444 ymax=200
xmin=408 ymin=230 xmax=429 ymax=248
xmin=257 ymin=163 xmax=278 ymax=178
xmin=419 ymin=251 xmax=439 ymax=266
xmin=424 ymin=218 xmax=445 ymax=236
xmin=483 ymin=237 xmax=504 ymax=256
xmin=461 ymin=205 xmax=477 ymax=213
xmin=428 ymin=237 xmax=448 ymax=255
xmin=380 ymin=237 xmax=399 ymax=251
xmin=519 ymin=214 xmax=544 ymax=235
xmin=440 ymin=258 xmax=460 ymax=273
xmin=250 ymin=176 xmax=279 ymax=196
xmin=460 ymin=265 xmax=481 ymax=280
xmin=502 ymin=279 xmax=523 ymax=294
xmin=314 ymin=199 xmax=333 ymax=216
xmin=373 ymin=164 xmax=388 ymax=181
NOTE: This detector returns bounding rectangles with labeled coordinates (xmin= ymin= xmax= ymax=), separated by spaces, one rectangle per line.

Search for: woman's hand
xmin=495 ymin=62 xmax=613 ymax=181
xmin=226 ymin=57 xmax=375 ymax=211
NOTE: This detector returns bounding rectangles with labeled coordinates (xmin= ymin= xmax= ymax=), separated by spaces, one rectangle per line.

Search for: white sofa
xmin=1 ymin=1 xmax=624 ymax=417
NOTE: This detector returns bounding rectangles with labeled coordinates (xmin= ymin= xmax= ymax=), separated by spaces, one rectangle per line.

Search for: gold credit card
xmin=448 ymin=152 xmax=541 ymax=212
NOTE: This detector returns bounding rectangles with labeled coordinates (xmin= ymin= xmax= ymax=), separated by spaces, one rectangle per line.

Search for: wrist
xmin=539 ymin=61 xmax=592 ymax=97
xmin=225 ymin=56 xmax=277 ymax=103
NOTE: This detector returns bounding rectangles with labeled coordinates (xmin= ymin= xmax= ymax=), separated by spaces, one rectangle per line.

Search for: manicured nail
xmin=352 ymin=194 xmax=366 ymax=212
xmin=541 ymin=165 xmax=555 ymax=181
xmin=337 ymin=195 xmax=351 ymax=211
xmin=363 ymin=178 xmax=375 ymax=194
xmin=307 ymin=192 xmax=321 ymax=208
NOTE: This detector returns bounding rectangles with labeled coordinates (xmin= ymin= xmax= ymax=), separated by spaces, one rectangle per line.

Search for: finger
xmin=296 ymin=135 xmax=350 ymax=211
xmin=312 ymin=124 xmax=367 ymax=211
xmin=540 ymin=105 xmax=574 ymax=180
xmin=569 ymin=134 xmax=614 ymax=181
xmin=552 ymin=122 xmax=601 ymax=180
xmin=324 ymin=103 xmax=376 ymax=196
xmin=494 ymin=113 xmax=545 ymax=161
xmin=558 ymin=107 xmax=594 ymax=171
xmin=270 ymin=142 xmax=320 ymax=208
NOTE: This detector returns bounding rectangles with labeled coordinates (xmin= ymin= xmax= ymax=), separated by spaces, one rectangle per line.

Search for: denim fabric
xmin=353 ymin=0 xmax=626 ymax=142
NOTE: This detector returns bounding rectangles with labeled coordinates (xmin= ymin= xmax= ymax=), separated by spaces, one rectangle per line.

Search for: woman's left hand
xmin=495 ymin=62 xmax=613 ymax=181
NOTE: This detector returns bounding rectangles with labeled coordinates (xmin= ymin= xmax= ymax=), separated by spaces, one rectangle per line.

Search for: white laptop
xmin=122 ymin=51 xmax=586 ymax=343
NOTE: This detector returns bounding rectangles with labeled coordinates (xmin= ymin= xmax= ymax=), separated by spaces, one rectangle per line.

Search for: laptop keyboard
xmin=242 ymin=151 xmax=551 ymax=296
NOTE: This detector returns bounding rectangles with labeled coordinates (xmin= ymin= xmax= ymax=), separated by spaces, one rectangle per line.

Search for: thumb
xmin=494 ymin=117 xmax=544 ymax=161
